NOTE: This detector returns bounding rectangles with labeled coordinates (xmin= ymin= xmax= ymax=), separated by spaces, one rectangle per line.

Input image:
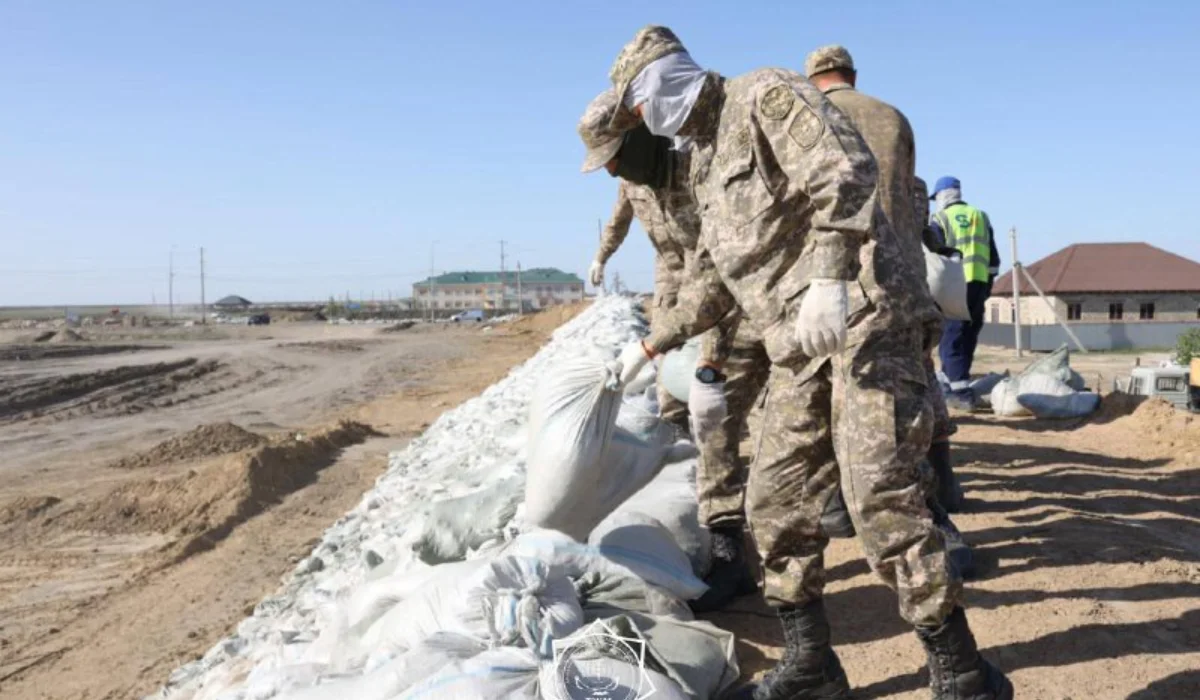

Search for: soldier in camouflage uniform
xmin=600 ymin=26 xmax=1011 ymax=700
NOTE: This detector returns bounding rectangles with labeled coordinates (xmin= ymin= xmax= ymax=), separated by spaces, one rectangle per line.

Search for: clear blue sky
xmin=2 ymin=1 xmax=1198 ymax=306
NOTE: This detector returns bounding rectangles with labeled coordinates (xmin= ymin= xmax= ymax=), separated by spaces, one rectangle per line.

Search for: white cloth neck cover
xmin=624 ymin=51 xmax=707 ymax=139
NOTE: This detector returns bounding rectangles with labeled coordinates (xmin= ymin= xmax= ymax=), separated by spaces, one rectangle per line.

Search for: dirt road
xmin=0 ymin=313 xmax=573 ymax=699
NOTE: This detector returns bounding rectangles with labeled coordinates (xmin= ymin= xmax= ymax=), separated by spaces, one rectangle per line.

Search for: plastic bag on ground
xmin=506 ymin=528 xmax=708 ymax=602
xmin=358 ymin=555 xmax=583 ymax=657
xmin=924 ymin=248 xmax=972 ymax=321
xmin=400 ymin=646 xmax=540 ymax=699
xmin=413 ymin=477 xmax=523 ymax=564
xmin=612 ymin=455 xmax=711 ymax=577
xmin=659 ymin=337 xmax=701 ymax=403
xmin=524 ymin=353 xmax=623 ymax=541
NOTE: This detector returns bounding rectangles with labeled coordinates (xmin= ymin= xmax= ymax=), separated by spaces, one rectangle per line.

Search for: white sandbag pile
xmin=990 ymin=344 xmax=1099 ymax=418
xmin=153 ymin=296 xmax=737 ymax=700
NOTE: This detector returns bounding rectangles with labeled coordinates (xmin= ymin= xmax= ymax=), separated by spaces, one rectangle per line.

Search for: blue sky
xmin=2 ymin=1 xmax=1198 ymax=306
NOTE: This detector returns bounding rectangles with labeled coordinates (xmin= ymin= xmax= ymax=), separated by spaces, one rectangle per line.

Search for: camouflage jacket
xmin=645 ymin=69 xmax=938 ymax=375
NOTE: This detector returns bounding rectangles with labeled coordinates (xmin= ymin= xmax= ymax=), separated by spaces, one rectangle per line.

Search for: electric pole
xmin=516 ymin=262 xmax=523 ymax=316
xmin=429 ymin=243 xmax=437 ymax=321
xmin=499 ymin=239 xmax=507 ymax=311
xmin=1010 ymin=227 xmax=1022 ymax=358
xmin=168 ymin=248 xmax=175 ymax=319
xmin=200 ymin=247 xmax=206 ymax=324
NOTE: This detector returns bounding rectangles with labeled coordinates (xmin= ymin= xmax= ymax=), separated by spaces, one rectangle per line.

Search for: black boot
xmin=820 ymin=488 xmax=856 ymax=539
xmin=737 ymin=601 xmax=851 ymax=699
xmin=917 ymin=608 xmax=1013 ymax=700
xmin=690 ymin=525 xmax=757 ymax=613
xmin=927 ymin=441 xmax=965 ymax=513
xmin=929 ymin=498 xmax=976 ymax=580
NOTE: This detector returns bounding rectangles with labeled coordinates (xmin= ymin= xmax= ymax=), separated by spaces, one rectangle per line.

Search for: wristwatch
xmin=695 ymin=366 xmax=727 ymax=384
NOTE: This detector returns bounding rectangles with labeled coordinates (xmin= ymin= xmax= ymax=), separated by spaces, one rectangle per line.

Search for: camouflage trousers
xmin=746 ymin=325 xmax=961 ymax=627
xmin=652 ymin=261 xmax=689 ymax=430
xmin=924 ymin=318 xmax=956 ymax=443
xmin=695 ymin=318 xmax=769 ymax=528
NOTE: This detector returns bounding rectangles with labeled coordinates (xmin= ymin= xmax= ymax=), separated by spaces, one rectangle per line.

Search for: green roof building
xmin=413 ymin=268 xmax=584 ymax=311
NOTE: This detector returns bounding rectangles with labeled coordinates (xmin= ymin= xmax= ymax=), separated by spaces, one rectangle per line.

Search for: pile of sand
xmin=380 ymin=320 xmax=417 ymax=333
xmin=0 ymin=495 xmax=62 ymax=525
xmin=63 ymin=421 xmax=376 ymax=559
xmin=47 ymin=329 xmax=86 ymax=343
xmin=108 ymin=422 xmax=267 ymax=470
xmin=1083 ymin=395 xmax=1200 ymax=458
xmin=506 ymin=301 xmax=591 ymax=337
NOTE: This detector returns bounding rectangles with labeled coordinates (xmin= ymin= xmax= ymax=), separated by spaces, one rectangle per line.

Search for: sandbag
xmin=588 ymin=511 xmax=709 ymax=601
xmin=970 ymin=371 xmax=1009 ymax=406
xmin=401 ymin=646 xmax=540 ymax=699
xmin=990 ymin=378 xmax=1028 ymax=417
xmin=659 ymin=337 xmax=702 ymax=403
xmin=1018 ymin=388 xmax=1100 ymax=419
xmin=524 ymin=354 xmax=623 ymax=540
xmin=506 ymin=529 xmax=708 ymax=602
xmin=358 ymin=555 xmax=583 ymax=656
xmin=413 ymin=477 xmax=523 ymax=564
xmin=341 ymin=561 xmax=481 ymax=641
xmin=924 ymin=248 xmax=972 ymax=321
xmin=607 ymin=456 xmax=711 ymax=577
xmin=539 ymin=659 xmax=687 ymax=700
xmin=574 ymin=569 xmax=693 ymax=622
xmin=1019 ymin=343 xmax=1085 ymax=389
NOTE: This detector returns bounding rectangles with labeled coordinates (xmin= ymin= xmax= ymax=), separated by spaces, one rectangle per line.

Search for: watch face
xmin=696 ymin=367 xmax=719 ymax=384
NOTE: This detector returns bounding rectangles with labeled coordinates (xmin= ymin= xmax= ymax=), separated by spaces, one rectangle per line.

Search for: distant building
xmin=213 ymin=294 xmax=253 ymax=310
xmin=987 ymin=243 xmax=1200 ymax=325
xmin=412 ymin=268 xmax=585 ymax=311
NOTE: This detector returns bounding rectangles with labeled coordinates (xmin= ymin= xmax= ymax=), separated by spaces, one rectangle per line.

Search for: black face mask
xmin=613 ymin=124 xmax=672 ymax=189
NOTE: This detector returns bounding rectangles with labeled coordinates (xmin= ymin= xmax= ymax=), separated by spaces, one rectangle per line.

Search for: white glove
xmin=609 ymin=341 xmax=652 ymax=390
xmin=795 ymin=278 xmax=849 ymax=358
xmin=687 ymin=377 xmax=727 ymax=440
xmin=588 ymin=260 xmax=605 ymax=287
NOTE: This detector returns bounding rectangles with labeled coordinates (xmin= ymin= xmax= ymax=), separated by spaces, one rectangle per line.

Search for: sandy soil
xmin=0 ymin=311 xmax=579 ymax=699
xmin=3 ymin=313 xmax=1198 ymax=699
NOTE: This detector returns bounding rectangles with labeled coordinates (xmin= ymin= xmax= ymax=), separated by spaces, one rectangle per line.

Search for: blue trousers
xmin=939 ymin=281 xmax=991 ymax=387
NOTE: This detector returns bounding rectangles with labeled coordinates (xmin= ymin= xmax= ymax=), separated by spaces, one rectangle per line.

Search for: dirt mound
xmin=0 ymin=344 xmax=156 ymax=363
xmin=0 ymin=358 xmax=222 ymax=422
xmin=47 ymin=329 xmax=86 ymax=344
xmin=380 ymin=320 xmax=417 ymax=333
xmin=108 ymin=423 xmax=267 ymax=470
xmin=278 ymin=340 xmax=368 ymax=353
xmin=0 ymin=495 xmax=62 ymax=525
xmin=506 ymin=302 xmax=590 ymax=337
xmin=1083 ymin=395 xmax=1200 ymax=457
xmin=60 ymin=421 xmax=377 ymax=558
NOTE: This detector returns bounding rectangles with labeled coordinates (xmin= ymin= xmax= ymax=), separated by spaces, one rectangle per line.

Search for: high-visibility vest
xmin=934 ymin=203 xmax=991 ymax=283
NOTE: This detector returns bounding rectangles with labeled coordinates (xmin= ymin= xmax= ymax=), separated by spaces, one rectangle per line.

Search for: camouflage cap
xmin=608 ymin=25 xmax=686 ymax=118
xmin=805 ymin=44 xmax=855 ymax=77
xmin=577 ymin=89 xmax=624 ymax=173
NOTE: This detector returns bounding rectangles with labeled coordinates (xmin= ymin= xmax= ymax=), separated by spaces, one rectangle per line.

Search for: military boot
xmin=735 ymin=600 xmax=851 ymax=700
xmin=689 ymin=525 xmax=757 ymax=613
xmin=820 ymin=488 xmax=856 ymax=539
xmin=917 ymin=608 xmax=1013 ymax=700
xmin=929 ymin=498 xmax=976 ymax=580
xmin=927 ymin=441 xmax=965 ymax=513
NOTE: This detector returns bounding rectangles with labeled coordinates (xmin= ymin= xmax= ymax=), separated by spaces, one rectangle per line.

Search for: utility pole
xmin=168 ymin=249 xmax=175 ymax=319
xmin=516 ymin=262 xmax=523 ymax=316
xmin=200 ymin=247 xmax=207 ymax=325
xmin=1010 ymin=227 xmax=1022 ymax=358
xmin=499 ymin=239 xmax=507 ymax=311
xmin=429 ymin=243 xmax=437 ymax=321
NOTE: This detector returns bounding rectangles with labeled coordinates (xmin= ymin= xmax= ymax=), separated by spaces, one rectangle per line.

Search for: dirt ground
xmin=0 ymin=310 xmax=579 ymax=699
xmin=3 ymin=314 xmax=1199 ymax=699
xmin=707 ymin=346 xmax=1200 ymax=699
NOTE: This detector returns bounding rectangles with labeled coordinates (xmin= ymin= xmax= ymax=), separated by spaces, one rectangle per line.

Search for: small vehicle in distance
xmin=247 ymin=313 xmax=271 ymax=326
xmin=451 ymin=309 xmax=485 ymax=323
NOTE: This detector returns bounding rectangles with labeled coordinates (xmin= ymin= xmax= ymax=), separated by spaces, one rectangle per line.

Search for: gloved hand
xmin=687 ymin=377 xmax=727 ymax=440
xmin=608 ymin=340 xmax=653 ymax=390
xmin=795 ymin=278 xmax=849 ymax=358
xmin=588 ymin=259 xmax=605 ymax=287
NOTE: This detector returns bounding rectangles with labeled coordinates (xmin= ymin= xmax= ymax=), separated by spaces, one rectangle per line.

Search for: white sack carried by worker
xmin=659 ymin=337 xmax=702 ymax=403
xmin=524 ymin=352 xmax=672 ymax=541
xmin=924 ymin=248 xmax=972 ymax=321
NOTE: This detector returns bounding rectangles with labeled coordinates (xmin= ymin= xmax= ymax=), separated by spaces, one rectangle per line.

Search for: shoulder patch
xmin=759 ymin=84 xmax=795 ymax=121
xmin=787 ymin=105 xmax=824 ymax=150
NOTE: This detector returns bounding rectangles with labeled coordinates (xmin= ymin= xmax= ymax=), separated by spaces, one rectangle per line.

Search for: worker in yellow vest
xmin=929 ymin=176 xmax=1000 ymax=410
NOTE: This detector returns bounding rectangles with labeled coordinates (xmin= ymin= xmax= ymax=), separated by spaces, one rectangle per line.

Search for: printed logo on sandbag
xmin=548 ymin=619 xmax=656 ymax=700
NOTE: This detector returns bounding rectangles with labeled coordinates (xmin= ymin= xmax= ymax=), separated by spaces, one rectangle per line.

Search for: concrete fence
xmin=978 ymin=321 xmax=1200 ymax=352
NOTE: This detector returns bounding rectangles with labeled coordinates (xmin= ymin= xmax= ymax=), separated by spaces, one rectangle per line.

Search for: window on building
xmin=1067 ymin=303 xmax=1082 ymax=321
xmin=1108 ymin=302 xmax=1124 ymax=320
xmin=1140 ymin=303 xmax=1155 ymax=320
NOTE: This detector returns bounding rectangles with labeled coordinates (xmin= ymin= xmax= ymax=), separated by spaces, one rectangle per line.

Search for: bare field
xmin=0 ymin=311 xmax=581 ymax=699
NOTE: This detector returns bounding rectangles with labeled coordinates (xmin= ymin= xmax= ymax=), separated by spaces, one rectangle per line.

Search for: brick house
xmin=987 ymin=243 xmax=1200 ymax=325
